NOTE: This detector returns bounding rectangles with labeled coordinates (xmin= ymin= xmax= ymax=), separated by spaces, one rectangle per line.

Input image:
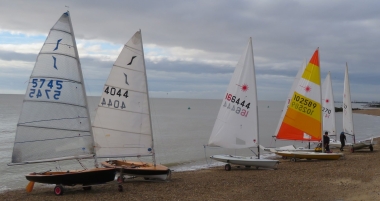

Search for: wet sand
xmin=1 ymin=109 xmax=380 ymax=201
xmin=353 ymin=108 xmax=380 ymax=116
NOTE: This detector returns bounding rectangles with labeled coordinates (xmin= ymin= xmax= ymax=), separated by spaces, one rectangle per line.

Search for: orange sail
xmin=275 ymin=49 xmax=322 ymax=141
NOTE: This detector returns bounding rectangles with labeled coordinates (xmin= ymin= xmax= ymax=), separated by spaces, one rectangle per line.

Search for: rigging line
xmin=51 ymin=28 xmax=71 ymax=35
xmin=17 ymin=124 xmax=91 ymax=133
xmin=92 ymin=126 xmax=151 ymax=136
xmin=97 ymin=104 xmax=149 ymax=115
xmin=23 ymin=99 xmax=87 ymax=109
xmin=29 ymin=76 xmax=82 ymax=84
xmin=113 ymin=64 xmax=144 ymax=73
xmin=15 ymin=134 xmax=91 ymax=144
xmin=102 ymin=83 xmax=145 ymax=94
xmin=39 ymin=52 xmax=77 ymax=60
xmin=124 ymin=45 xmax=143 ymax=54
xmin=18 ymin=116 xmax=88 ymax=125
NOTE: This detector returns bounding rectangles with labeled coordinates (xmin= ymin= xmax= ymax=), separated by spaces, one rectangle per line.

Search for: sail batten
xmin=10 ymin=12 xmax=95 ymax=164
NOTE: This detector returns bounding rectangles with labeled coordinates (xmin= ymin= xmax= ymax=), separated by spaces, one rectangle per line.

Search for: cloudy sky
xmin=1 ymin=0 xmax=379 ymax=101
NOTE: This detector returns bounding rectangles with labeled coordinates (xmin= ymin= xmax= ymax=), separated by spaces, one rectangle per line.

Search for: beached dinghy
xmin=92 ymin=31 xmax=170 ymax=180
xmin=8 ymin=11 xmax=116 ymax=195
xmin=207 ymin=38 xmax=279 ymax=171
xmin=341 ymin=64 xmax=374 ymax=152
xmin=261 ymin=59 xmax=316 ymax=152
xmin=274 ymin=49 xmax=344 ymax=161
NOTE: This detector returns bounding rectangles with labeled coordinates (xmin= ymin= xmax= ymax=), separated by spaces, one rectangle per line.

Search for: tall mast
xmin=140 ymin=30 xmax=156 ymax=166
xmin=67 ymin=11 xmax=98 ymax=167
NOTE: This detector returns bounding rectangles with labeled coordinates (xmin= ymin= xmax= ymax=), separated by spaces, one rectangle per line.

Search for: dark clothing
xmin=323 ymin=135 xmax=330 ymax=152
xmin=340 ymin=133 xmax=346 ymax=151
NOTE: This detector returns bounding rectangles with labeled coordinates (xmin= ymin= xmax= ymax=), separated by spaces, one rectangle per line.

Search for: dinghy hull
xmin=26 ymin=168 xmax=116 ymax=185
xmin=101 ymin=160 xmax=171 ymax=180
xmin=210 ymin=155 xmax=279 ymax=169
xmin=276 ymin=151 xmax=343 ymax=160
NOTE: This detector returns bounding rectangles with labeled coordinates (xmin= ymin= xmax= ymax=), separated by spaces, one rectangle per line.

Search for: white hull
xmin=329 ymin=140 xmax=353 ymax=149
xmin=260 ymin=145 xmax=315 ymax=153
xmin=210 ymin=155 xmax=279 ymax=169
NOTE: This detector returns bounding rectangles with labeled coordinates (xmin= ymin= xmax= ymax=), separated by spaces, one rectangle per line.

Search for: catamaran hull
xmin=276 ymin=151 xmax=343 ymax=160
xmin=26 ymin=168 xmax=116 ymax=185
xmin=351 ymin=141 xmax=374 ymax=152
xmin=101 ymin=160 xmax=170 ymax=181
xmin=210 ymin=155 xmax=279 ymax=169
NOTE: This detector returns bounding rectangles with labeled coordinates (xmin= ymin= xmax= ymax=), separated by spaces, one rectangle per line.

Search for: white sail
xmin=92 ymin=31 xmax=154 ymax=158
xmin=11 ymin=12 xmax=94 ymax=164
xmin=208 ymin=38 xmax=258 ymax=149
xmin=274 ymin=59 xmax=306 ymax=138
xmin=322 ymin=72 xmax=336 ymax=139
xmin=343 ymin=64 xmax=354 ymax=135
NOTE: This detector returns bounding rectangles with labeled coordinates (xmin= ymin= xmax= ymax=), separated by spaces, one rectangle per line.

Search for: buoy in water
xmin=188 ymin=107 xmax=191 ymax=110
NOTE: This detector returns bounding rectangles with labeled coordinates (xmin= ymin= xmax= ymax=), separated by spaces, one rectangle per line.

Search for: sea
xmin=1 ymin=94 xmax=380 ymax=192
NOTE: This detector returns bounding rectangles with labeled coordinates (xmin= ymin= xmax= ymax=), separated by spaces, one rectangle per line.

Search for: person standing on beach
xmin=323 ymin=132 xmax=330 ymax=153
xmin=340 ymin=132 xmax=347 ymax=151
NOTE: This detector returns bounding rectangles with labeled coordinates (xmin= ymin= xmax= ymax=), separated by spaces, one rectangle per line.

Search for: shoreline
xmin=1 ymin=109 xmax=380 ymax=200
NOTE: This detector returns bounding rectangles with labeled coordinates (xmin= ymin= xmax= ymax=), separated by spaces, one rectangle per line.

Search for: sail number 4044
xmin=224 ymin=93 xmax=250 ymax=117
xmin=102 ymin=86 xmax=128 ymax=109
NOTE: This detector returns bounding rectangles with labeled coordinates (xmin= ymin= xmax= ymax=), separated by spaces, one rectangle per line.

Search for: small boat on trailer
xmin=26 ymin=168 xmax=116 ymax=195
xmin=273 ymin=49 xmax=345 ymax=161
xmin=351 ymin=138 xmax=376 ymax=152
xmin=342 ymin=64 xmax=375 ymax=153
xmin=101 ymin=160 xmax=171 ymax=180
xmin=207 ymin=38 xmax=279 ymax=171
xmin=210 ymin=155 xmax=279 ymax=170
xmin=276 ymin=151 xmax=344 ymax=161
xmin=8 ymin=11 xmax=117 ymax=195
xmin=92 ymin=31 xmax=170 ymax=181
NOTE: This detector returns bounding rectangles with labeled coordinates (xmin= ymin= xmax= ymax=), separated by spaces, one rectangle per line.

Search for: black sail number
xmin=104 ymin=86 xmax=128 ymax=98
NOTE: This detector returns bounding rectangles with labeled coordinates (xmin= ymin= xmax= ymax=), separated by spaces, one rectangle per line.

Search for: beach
xmin=1 ymin=109 xmax=380 ymax=201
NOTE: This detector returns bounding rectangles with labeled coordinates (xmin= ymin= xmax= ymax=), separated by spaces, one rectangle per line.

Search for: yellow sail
xmin=276 ymin=48 xmax=321 ymax=141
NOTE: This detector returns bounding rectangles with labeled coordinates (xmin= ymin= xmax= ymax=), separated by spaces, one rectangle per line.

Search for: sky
xmin=0 ymin=0 xmax=379 ymax=101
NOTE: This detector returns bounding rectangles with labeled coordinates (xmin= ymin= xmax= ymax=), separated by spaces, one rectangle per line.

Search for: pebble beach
xmin=1 ymin=109 xmax=380 ymax=201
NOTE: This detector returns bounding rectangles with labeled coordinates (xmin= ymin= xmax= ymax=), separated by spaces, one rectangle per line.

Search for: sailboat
xmin=92 ymin=31 xmax=170 ymax=180
xmin=261 ymin=59 xmax=316 ymax=153
xmin=274 ymin=48 xmax=344 ymax=161
xmin=342 ymin=63 xmax=374 ymax=152
xmin=8 ymin=12 xmax=116 ymax=195
xmin=207 ymin=38 xmax=279 ymax=171
xmin=322 ymin=72 xmax=351 ymax=149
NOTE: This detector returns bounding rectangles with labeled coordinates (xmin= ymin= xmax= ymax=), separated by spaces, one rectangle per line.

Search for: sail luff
xmin=66 ymin=11 xmax=97 ymax=166
xmin=139 ymin=30 xmax=156 ymax=166
xmin=249 ymin=38 xmax=260 ymax=158
xmin=318 ymin=48 xmax=324 ymax=153
xmin=343 ymin=63 xmax=355 ymax=142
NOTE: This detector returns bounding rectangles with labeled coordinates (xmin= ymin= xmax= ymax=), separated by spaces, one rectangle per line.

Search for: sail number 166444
xmin=224 ymin=93 xmax=250 ymax=117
